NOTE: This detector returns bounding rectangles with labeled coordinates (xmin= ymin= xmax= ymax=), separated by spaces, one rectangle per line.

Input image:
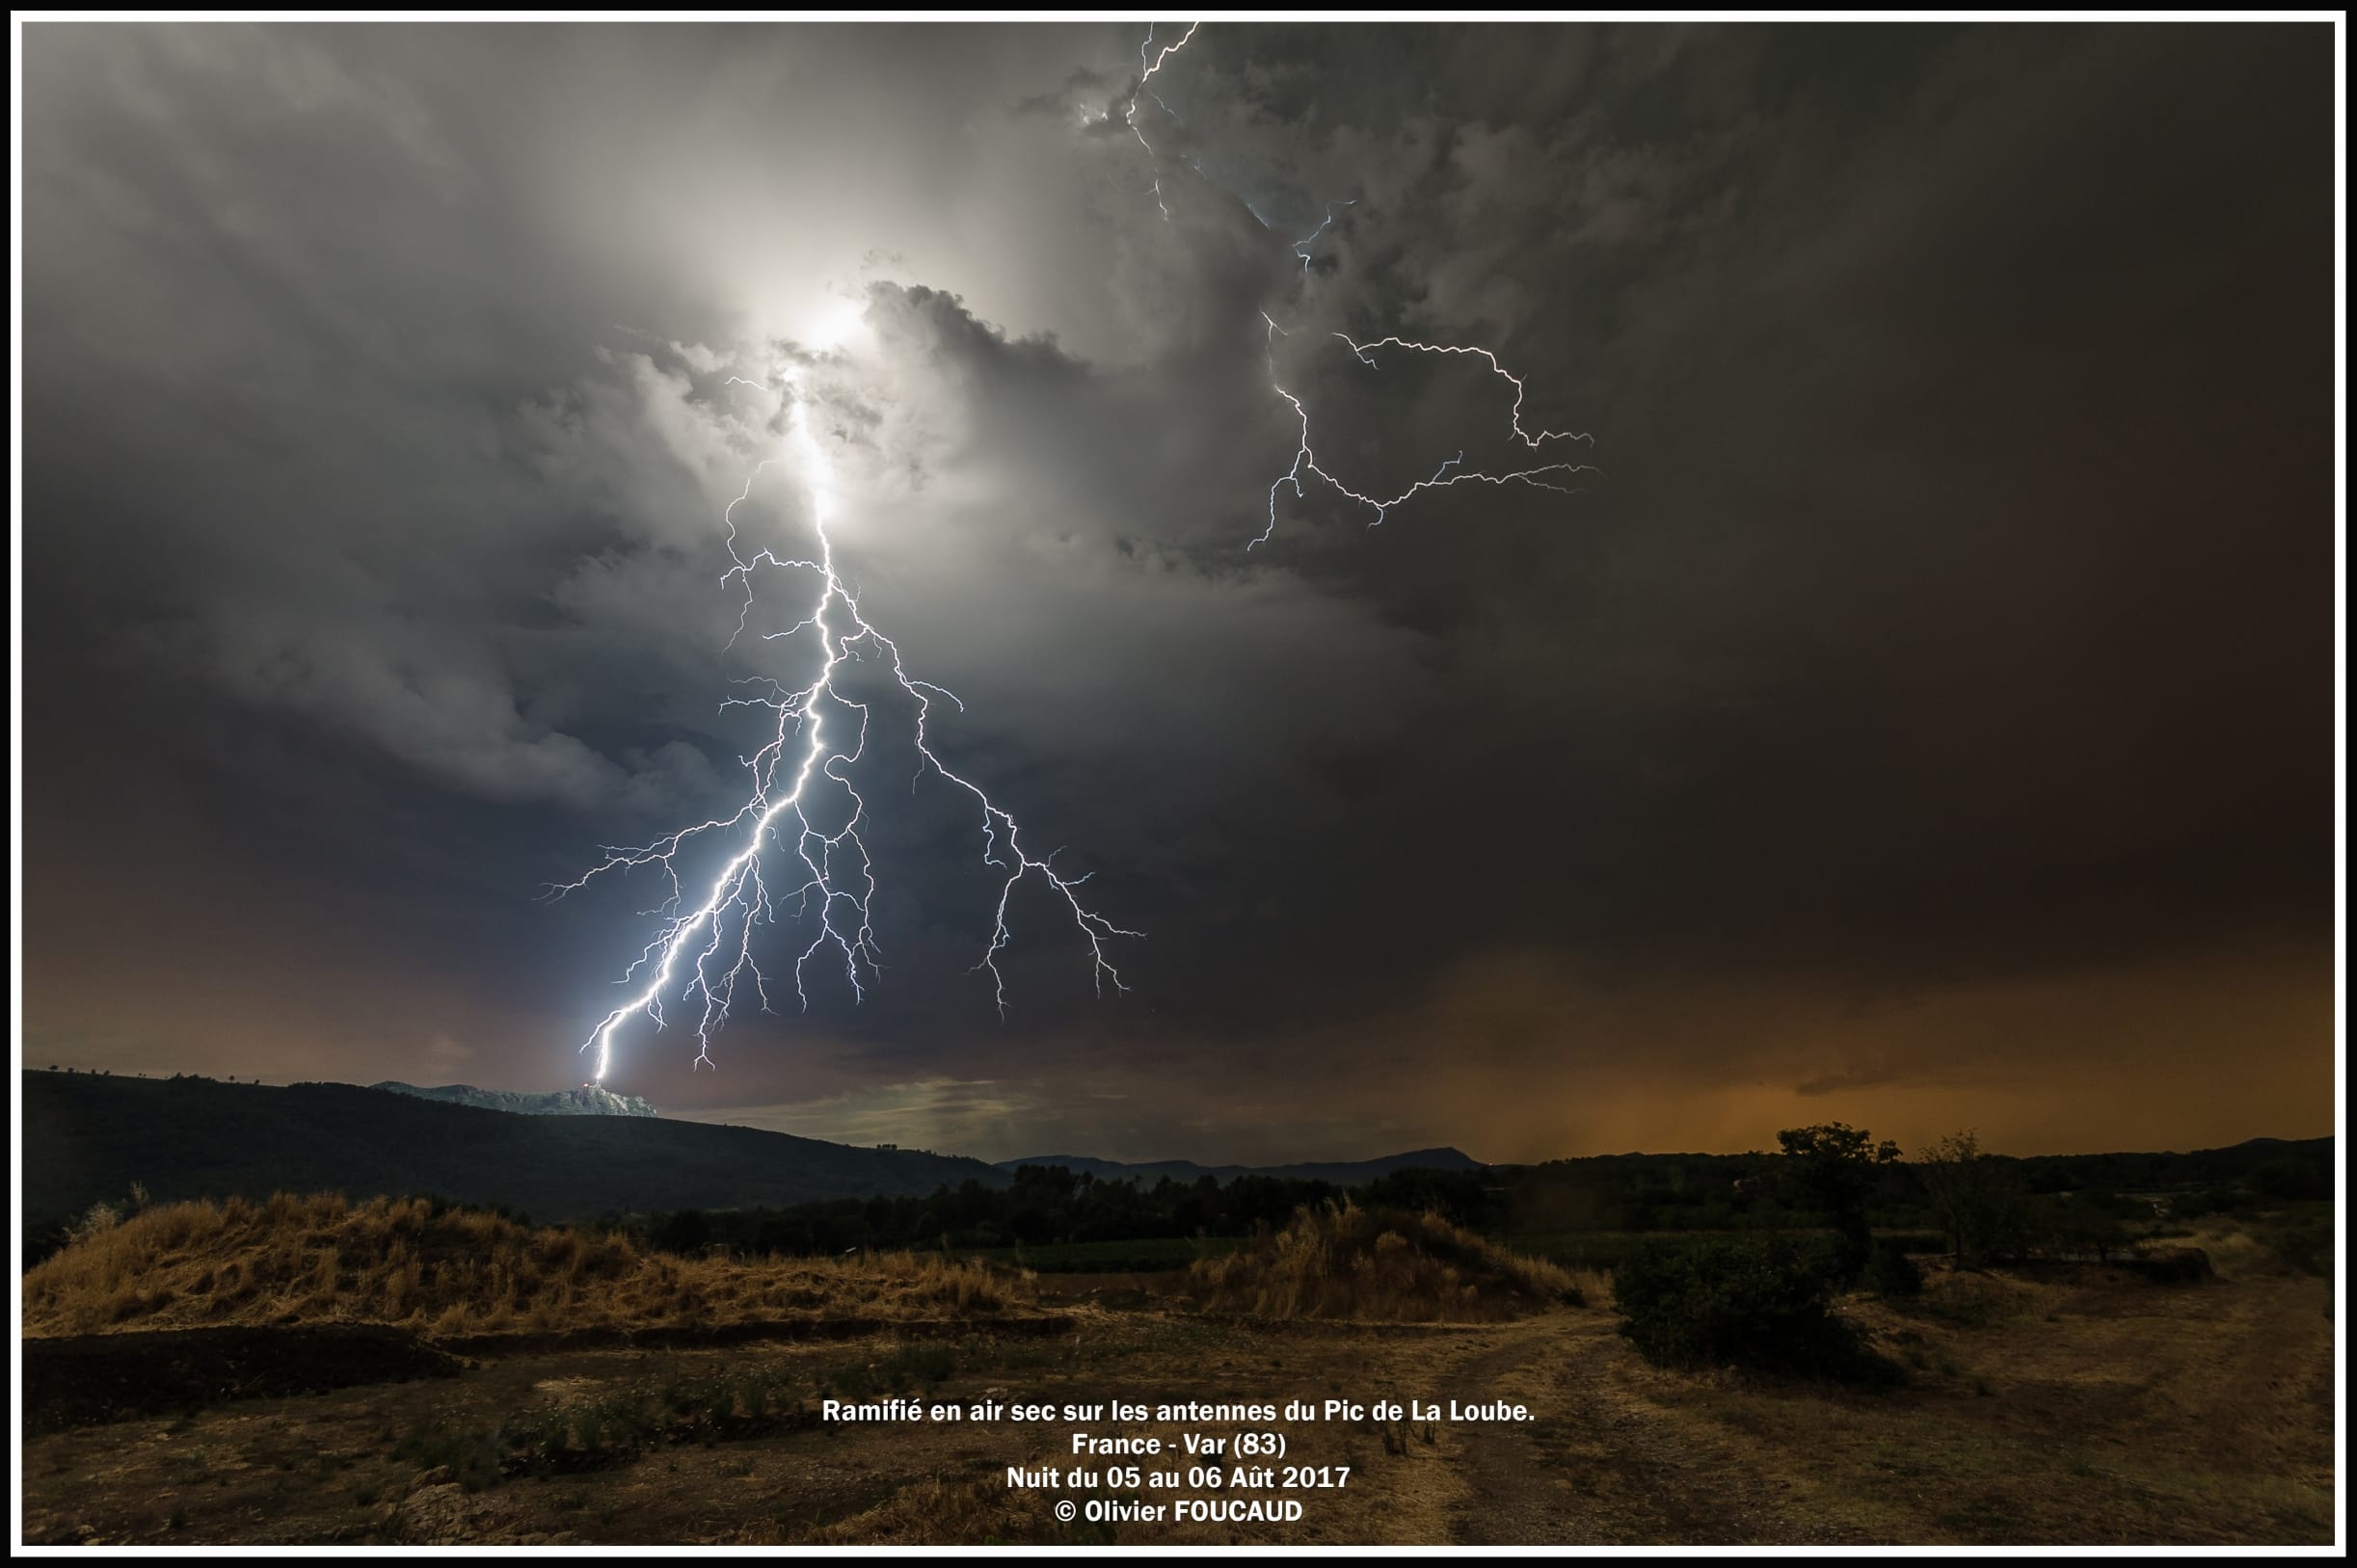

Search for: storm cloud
xmin=21 ymin=22 xmax=2335 ymax=1160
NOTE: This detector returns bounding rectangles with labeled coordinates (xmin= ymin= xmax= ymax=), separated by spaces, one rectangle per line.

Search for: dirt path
xmin=1404 ymin=1312 xmax=1861 ymax=1546
xmin=1432 ymin=1321 xmax=1593 ymax=1544
xmin=20 ymin=1266 xmax=2334 ymax=1547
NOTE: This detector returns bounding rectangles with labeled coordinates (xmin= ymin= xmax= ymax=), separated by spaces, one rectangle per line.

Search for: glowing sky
xmin=19 ymin=22 xmax=2337 ymax=1162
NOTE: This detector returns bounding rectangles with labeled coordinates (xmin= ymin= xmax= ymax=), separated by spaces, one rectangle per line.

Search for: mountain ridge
xmin=21 ymin=1071 xmax=1003 ymax=1225
xmin=370 ymin=1080 xmax=658 ymax=1118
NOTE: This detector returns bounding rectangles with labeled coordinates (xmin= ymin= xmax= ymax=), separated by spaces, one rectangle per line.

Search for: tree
xmin=1916 ymin=1130 xmax=2028 ymax=1267
xmin=1776 ymin=1123 xmax=1900 ymax=1278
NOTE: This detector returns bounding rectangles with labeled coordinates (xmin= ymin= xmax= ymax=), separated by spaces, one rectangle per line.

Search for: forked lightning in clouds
xmin=1127 ymin=21 xmax=1201 ymax=219
xmin=1255 ymin=316 xmax=1599 ymax=547
xmin=562 ymin=20 xmax=1587 ymax=1081
xmin=1115 ymin=24 xmax=1596 ymax=545
xmin=557 ymin=367 xmax=1138 ymax=1081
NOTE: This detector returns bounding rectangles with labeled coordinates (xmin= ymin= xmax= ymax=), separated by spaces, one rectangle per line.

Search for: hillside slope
xmin=23 ymin=1190 xmax=1031 ymax=1339
xmin=21 ymin=1072 xmax=1005 ymax=1225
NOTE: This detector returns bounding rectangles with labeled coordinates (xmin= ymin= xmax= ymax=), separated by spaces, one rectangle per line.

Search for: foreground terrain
xmin=20 ymin=1239 xmax=2335 ymax=1545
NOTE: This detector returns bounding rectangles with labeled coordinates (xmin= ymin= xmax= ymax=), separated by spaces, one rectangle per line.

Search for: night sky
xmin=20 ymin=22 xmax=2337 ymax=1164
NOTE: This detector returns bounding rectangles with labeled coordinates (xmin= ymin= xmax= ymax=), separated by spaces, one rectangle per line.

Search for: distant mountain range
xmin=994 ymin=1146 xmax=1486 ymax=1186
xmin=371 ymin=1080 xmax=658 ymax=1118
xmin=22 ymin=1070 xmax=2326 ymax=1239
xmin=21 ymin=1073 xmax=1489 ymax=1228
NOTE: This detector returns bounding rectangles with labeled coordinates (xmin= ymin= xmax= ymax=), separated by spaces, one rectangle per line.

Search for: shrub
xmin=1864 ymin=1238 xmax=1924 ymax=1298
xmin=2263 ymin=1211 xmax=2333 ymax=1277
xmin=2250 ymin=1156 xmax=2332 ymax=1203
xmin=1613 ymin=1236 xmax=1889 ymax=1381
xmin=2123 ymin=1245 xmax=2214 ymax=1285
xmin=393 ymin=1417 xmax=505 ymax=1493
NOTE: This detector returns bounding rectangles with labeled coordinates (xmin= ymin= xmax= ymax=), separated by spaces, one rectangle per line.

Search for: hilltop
xmin=370 ymin=1080 xmax=658 ymax=1118
xmin=20 ymin=1071 xmax=1004 ymax=1228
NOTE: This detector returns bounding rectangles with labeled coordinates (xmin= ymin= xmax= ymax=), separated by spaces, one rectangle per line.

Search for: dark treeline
xmin=624 ymin=1137 xmax=2333 ymax=1260
xmin=624 ymin=1165 xmax=1385 ymax=1258
xmin=1510 ymin=1141 xmax=2332 ymax=1236
xmin=24 ymin=1067 xmax=2326 ymax=1269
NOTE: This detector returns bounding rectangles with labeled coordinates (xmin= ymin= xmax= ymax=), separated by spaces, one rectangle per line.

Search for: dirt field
xmin=19 ymin=1259 xmax=2336 ymax=1546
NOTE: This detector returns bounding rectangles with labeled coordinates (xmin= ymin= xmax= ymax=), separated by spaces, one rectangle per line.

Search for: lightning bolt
xmin=1127 ymin=21 xmax=1202 ymax=220
xmin=1114 ymin=25 xmax=1597 ymax=546
xmin=1251 ymin=317 xmax=1599 ymax=548
xmin=564 ymin=21 xmax=1581 ymax=1082
xmin=559 ymin=363 xmax=1138 ymax=1081
xmin=1293 ymin=199 xmax=1355 ymax=275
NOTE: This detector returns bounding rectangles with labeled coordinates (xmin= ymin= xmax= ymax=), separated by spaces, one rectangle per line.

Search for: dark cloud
xmin=21 ymin=22 xmax=2335 ymax=1159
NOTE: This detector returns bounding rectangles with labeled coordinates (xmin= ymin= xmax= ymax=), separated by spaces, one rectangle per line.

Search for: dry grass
xmin=797 ymin=1468 xmax=1068 ymax=1546
xmin=17 ymin=1236 xmax=2334 ymax=1545
xmin=21 ymin=1192 xmax=1033 ymax=1339
xmin=1646 ymin=1256 xmax=2341 ymax=1543
xmin=1567 ymin=1265 xmax=1616 ymax=1311
xmin=1187 ymin=1201 xmax=1580 ymax=1322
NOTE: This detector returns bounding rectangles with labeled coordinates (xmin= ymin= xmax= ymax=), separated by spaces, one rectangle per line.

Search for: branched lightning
xmin=560 ymin=21 xmax=1585 ymax=1084
xmin=1250 ymin=316 xmax=1600 ymax=548
xmin=1126 ymin=21 xmax=1202 ymax=220
xmin=558 ymin=368 xmax=1138 ymax=1080
xmin=1115 ymin=25 xmax=1598 ymax=548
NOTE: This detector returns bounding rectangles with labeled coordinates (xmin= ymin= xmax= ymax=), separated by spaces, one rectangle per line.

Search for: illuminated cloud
xmin=19 ymin=22 xmax=2333 ymax=1156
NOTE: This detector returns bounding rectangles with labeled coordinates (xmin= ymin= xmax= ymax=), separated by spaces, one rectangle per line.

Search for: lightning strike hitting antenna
xmin=559 ymin=367 xmax=1138 ymax=1080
